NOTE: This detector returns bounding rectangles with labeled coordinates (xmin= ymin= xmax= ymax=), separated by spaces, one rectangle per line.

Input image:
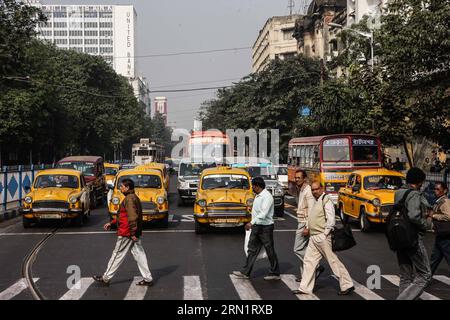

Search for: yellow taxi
xmin=338 ymin=168 xmax=406 ymax=232
xmin=135 ymin=163 xmax=169 ymax=191
xmin=104 ymin=163 xmax=120 ymax=187
xmin=108 ymin=167 xmax=169 ymax=227
xmin=194 ymin=166 xmax=254 ymax=234
xmin=20 ymin=169 xmax=90 ymax=228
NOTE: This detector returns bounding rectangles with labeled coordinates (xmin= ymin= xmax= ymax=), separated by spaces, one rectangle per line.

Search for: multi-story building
xmin=154 ymin=97 xmax=168 ymax=126
xmin=252 ymin=15 xmax=300 ymax=73
xmin=29 ymin=0 xmax=151 ymax=115
xmin=347 ymin=0 xmax=387 ymax=26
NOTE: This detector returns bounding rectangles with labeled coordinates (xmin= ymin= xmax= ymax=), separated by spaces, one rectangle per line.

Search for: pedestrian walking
xmin=93 ymin=178 xmax=154 ymax=286
xmin=292 ymin=182 xmax=354 ymax=296
xmin=232 ymin=177 xmax=280 ymax=280
xmin=392 ymin=168 xmax=432 ymax=300
xmin=293 ymin=169 xmax=324 ymax=282
xmin=428 ymin=182 xmax=450 ymax=274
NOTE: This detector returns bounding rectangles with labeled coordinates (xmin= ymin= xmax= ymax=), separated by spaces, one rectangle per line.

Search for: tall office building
xmin=29 ymin=0 xmax=151 ymax=115
xmin=154 ymin=97 xmax=168 ymax=126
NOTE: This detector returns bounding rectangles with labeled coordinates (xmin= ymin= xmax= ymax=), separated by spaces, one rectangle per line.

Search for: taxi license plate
xmin=40 ymin=214 xmax=62 ymax=219
xmin=191 ymin=191 xmax=196 ymax=195
xmin=214 ymin=219 xmax=239 ymax=223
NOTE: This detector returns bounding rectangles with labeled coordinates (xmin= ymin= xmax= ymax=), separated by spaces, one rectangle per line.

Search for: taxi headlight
xmin=157 ymin=196 xmax=165 ymax=205
xmin=246 ymin=198 xmax=254 ymax=207
xmin=69 ymin=196 xmax=78 ymax=204
xmin=274 ymin=187 xmax=284 ymax=196
xmin=197 ymin=199 xmax=207 ymax=207
xmin=371 ymin=198 xmax=381 ymax=207
xmin=24 ymin=196 xmax=33 ymax=204
xmin=112 ymin=197 xmax=120 ymax=205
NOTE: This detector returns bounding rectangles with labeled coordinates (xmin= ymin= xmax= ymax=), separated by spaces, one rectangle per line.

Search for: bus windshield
xmin=118 ymin=175 xmax=161 ymax=189
xmin=57 ymin=162 xmax=95 ymax=176
xmin=202 ymin=174 xmax=250 ymax=190
xmin=180 ymin=163 xmax=216 ymax=177
xmin=322 ymin=138 xmax=350 ymax=161
xmin=364 ymin=175 xmax=404 ymax=190
xmin=352 ymin=138 xmax=379 ymax=161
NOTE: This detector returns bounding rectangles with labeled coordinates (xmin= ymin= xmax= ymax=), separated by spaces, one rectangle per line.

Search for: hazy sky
xmin=42 ymin=0 xmax=303 ymax=129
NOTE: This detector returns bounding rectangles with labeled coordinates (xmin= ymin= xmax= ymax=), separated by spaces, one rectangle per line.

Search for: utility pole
xmin=288 ymin=0 xmax=295 ymax=16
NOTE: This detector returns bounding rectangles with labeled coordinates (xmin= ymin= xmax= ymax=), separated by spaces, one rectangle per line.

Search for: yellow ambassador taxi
xmin=108 ymin=167 xmax=169 ymax=227
xmin=338 ymin=168 xmax=405 ymax=232
xmin=194 ymin=166 xmax=254 ymax=234
xmin=104 ymin=163 xmax=120 ymax=186
xmin=135 ymin=163 xmax=169 ymax=191
xmin=20 ymin=169 xmax=90 ymax=228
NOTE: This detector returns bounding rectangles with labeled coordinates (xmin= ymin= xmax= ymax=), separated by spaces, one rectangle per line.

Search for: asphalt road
xmin=0 ymin=173 xmax=449 ymax=300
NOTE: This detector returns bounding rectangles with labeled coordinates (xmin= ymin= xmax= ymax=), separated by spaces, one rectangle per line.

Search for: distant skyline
xmin=35 ymin=0 xmax=307 ymax=130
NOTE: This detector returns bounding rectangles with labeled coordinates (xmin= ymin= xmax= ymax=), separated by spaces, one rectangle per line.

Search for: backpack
xmin=385 ymin=189 xmax=418 ymax=251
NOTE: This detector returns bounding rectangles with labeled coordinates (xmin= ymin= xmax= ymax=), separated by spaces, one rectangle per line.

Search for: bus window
xmin=313 ymin=145 xmax=320 ymax=169
xmin=352 ymin=137 xmax=379 ymax=161
xmin=323 ymin=138 xmax=350 ymax=161
xmin=304 ymin=146 xmax=311 ymax=168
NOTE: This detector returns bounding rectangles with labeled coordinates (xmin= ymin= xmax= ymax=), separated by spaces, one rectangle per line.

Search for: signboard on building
xmin=113 ymin=6 xmax=135 ymax=78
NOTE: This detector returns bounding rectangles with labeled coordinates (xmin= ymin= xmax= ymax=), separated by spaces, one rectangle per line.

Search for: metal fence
xmin=0 ymin=164 xmax=53 ymax=212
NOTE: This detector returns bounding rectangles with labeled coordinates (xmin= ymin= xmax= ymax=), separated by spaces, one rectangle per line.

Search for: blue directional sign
xmin=298 ymin=105 xmax=311 ymax=117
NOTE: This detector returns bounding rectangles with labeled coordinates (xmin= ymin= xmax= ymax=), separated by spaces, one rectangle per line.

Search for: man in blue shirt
xmin=233 ymin=177 xmax=280 ymax=280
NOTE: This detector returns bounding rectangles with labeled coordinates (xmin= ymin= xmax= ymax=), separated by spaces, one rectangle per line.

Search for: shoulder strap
xmin=399 ymin=189 xmax=413 ymax=206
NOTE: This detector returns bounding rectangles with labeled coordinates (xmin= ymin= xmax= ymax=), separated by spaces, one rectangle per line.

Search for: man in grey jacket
xmin=394 ymin=167 xmax=432 ymax=300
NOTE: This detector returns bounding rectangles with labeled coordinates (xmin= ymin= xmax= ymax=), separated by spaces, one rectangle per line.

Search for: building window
xmin=69 ymin=30 xmax=83 ymax=37
xmin=84 ymin=12 xmax=98 ymax=18
xmin=54 ymin=11 xmax=67 ymax=18
xmin=39 ymin=30 xmax=52 ymax=37
xmin=100 ymin=22 xmax=113 ymax=28
xmin=100 ymin=39 xmax=112 ymax=45
xmin=100 ymin=30 xmax=113 ymax=37
xmin=54 ymin=38 xmax=68 ymax=45
xmin=85 ymin=39 xmax=98 ymax=45
xmin=54 ymin=22 xmax=67 ymax=28
xmin=39 ymin=21 xmax=52 ymax=28
xmin=100 ymin=47 xmax=113 ymax=53
xmin=283 ymin=28 xmax=294 ymax=41
xmin=85 ymin=47 xmax=99 ymax=54
xmin=84 ymin=30 xmax=98 ymax=37
xmin=99 ymin=12 xmax=112 ymax=18
xmin=54 ymin=30 xmax=67 ymax=37
xmin=69 ymin=38 xmax=83 ymax=45
xmin=84 ymin=22 xmax=98 ymax=28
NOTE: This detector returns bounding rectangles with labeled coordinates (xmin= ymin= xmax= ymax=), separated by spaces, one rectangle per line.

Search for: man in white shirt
xmin=294 ymin=169 xmax=325 ymax=282
xmin=233 ymin=177 xmax=280 ymax=280
xmin=293 ymin=182 xmax=354 ymax=295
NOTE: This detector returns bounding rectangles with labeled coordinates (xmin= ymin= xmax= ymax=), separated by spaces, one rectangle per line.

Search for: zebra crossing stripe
xmin=382 ymin=275 xmax=441 ymax=300
xmin=59 ymin=277 xmax=95 ymax=300
xmin=434 ymin=275 xmax=450 ymax=286
xmin=0 ymin=278 xmax=39 ymax=300
xmin=229 ymin=275 xmax=262 ymax=300
xmin=331 ymin=275 xmax=384 ymax=300
xmin=183 ymin=276 xmax=203 ymax=300
xmin=124 ymin=277 xmax=148 ymax=300
xmin=280 ymin=274 xmax=319 ymax=300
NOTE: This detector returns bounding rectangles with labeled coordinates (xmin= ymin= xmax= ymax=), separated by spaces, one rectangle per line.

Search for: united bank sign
xmin=114 ymin=6 xmax=135 ymax=78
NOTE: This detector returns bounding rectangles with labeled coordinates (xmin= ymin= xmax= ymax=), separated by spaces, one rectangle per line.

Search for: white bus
xmin=131 ymin=139 xmax=165 ymax=165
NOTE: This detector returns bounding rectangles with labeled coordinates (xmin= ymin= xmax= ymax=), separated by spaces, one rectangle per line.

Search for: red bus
xmin=287 ymin=134 xmax=382 ymax=204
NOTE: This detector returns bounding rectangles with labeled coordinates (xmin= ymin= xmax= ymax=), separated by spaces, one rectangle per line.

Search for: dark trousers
xmin=430 ymin=236 xmax=450 ymax=275
xmin=242 ymin=224 xmax=280 ymax=276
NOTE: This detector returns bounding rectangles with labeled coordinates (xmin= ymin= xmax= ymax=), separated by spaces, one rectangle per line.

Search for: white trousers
xmin=299 ymin=234 xmax=353 ymax=293
xmin=103 ymin=236 xmax=153 ymax=282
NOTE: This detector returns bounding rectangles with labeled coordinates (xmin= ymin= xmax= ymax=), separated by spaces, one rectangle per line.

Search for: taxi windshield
xmin=34 ymin=175 xmax=79 ymax=189
xmin=202 ymin=174 xmax=250 ymax=190
xmin=180 ymin=163 xmax=216 ymax=177
xmin=246 ymin=166 xmax=277 ymax=180
xmin=364 ymin=175 xmax=404 ymax=191
xmin=57 ymin=162 xmax=95 ymax=177
xmin=118 ymin=175 xmax=161 ymax=189
xmin=105 ymin=167 xmax=118 ymax=175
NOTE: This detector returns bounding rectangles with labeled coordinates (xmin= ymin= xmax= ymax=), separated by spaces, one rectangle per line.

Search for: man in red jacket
xmin=93 ymin=178 xmax=153 ymax=286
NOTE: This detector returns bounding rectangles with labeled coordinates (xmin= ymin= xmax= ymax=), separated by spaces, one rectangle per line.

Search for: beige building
xmin=252 ymin=15 xmax=301 ymax=73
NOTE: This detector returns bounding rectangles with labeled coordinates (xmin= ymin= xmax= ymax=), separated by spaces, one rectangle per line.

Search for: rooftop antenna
xmin=288 ymin=0 xmax=295 ymax=16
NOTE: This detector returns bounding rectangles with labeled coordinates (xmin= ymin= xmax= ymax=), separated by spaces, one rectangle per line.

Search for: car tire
xmin=23 ymin=218 xmax=32 ymax=228
xmin=74 ymin=214 xmax=84 ymax=227
xmin=338 ymin=203 xmax=349 ymax=224
xmin=195 ymin=221 xmax=208 ymax=234
xmin=359 ymin=208 xmax=371 ymax=232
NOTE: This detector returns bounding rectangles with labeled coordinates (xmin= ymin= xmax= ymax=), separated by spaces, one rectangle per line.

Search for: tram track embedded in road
xmin=21 ymin=222 xmax=68 ymax=300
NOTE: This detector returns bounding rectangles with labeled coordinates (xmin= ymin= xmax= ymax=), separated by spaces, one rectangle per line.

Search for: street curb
xmin=0 ymin=208 xmax=21 ymax=223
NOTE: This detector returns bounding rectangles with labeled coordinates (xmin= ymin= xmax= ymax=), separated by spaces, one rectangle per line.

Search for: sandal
xmin=136 ymin=279 xmax=154 ymax=286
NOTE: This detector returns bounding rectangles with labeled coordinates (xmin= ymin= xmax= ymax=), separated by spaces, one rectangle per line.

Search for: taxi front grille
xmin=33 ymin=201 xmax=69 ymax=209
xmin=206 ymin=208 xmax=248 ymax=216
xmin=142 ymin=202 xmax=157 ymax=210
xmin=208 ymin=202 xmax=245 ymax=208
